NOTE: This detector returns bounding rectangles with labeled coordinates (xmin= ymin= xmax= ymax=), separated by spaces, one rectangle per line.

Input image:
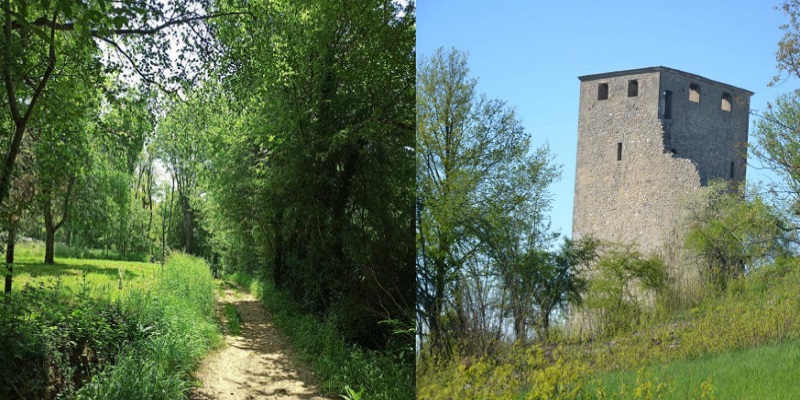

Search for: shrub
xmin=581 ymin=245 xmax=668 ymax=335
xmin=685 ymin=182 xmax=788 ymax=289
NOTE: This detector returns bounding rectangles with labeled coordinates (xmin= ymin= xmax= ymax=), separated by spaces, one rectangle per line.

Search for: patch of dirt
xmin=192 ymin=284 xmax=330 ymax=400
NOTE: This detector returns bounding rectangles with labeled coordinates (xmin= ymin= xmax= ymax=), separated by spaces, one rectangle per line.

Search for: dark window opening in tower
xmin=663 ymin=91 xmax=673 ymax=119
xmin=628 ymin=80 xmax=638 ymax=97
xmin=598 ymin=83 xmax=609 ymax=100
xmin=617 ymin=142 xmax=622 ymax=161
xmin=730 ymin=161 xmax=735 ymax=179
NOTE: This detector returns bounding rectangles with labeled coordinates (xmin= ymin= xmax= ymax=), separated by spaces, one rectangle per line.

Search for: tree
xmin=755 ymin=1 xmax=800 ymax=222
xmin=191 ymin=0 xmax=416 ymax=350
xmin=685 ymin=182 xmax=789 ymax=288
xmin=417 ymin=47 xmax=560 ymax=352
xmin=0 ymin=0 xmax=243 ymax=224
xmin=27 ymin=58 xmax=99 ymax=264
xmin=521 ymin=237 xmax=599 ymax=340
xmin=582 ymin=245 xmax=668 ymax=334
xmin=153 ymin=92 xmax=209 ymax=256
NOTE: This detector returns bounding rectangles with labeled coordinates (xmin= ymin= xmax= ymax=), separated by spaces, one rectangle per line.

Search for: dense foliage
xmin=180 ymin=0 xmax=417 ymax=351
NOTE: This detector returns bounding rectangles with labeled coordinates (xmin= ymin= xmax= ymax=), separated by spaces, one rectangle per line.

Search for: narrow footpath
xmin=192 ymin=282 xmax=329 ymax=400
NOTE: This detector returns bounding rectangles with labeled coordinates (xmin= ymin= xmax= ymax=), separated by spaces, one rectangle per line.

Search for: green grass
xmin=418 ymin=259 xmax=800 ymax=399
xmin=223 ymin=303 xmax=242 ymax=335
xmin=589 ymin=339 xmax=800 ymax=399
xmin=14 ymin=240 xmax=149 ymax=262
xmin=226 ymin=272 xmax=414 ymax=400
xmin=0 ymin=250 xmax=220 ymax=400
xmin=8 ymin=256 xmax=160 ymax=300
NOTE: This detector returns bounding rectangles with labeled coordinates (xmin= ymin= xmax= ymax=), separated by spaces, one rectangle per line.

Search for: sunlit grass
xmin=419 ymin=259 xmax=800 ymax=399
xmin=588 ymin=339 xmax=800 ymax=399
xmin=8 ymin=254 xmax=160 ymax=301
xmin=222 ymin=303 xmax=242 ymax=335
xmin=0 ymin=249 xmax=220 ymax=399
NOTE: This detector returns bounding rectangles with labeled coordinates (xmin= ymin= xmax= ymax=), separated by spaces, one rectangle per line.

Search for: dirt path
xmin=192 ymin=282 xmax=329 ymax=400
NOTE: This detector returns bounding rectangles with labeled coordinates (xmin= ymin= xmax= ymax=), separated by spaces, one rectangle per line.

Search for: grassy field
xmin=0 ymin=244 xmax=220 ymax=400
xmin=8 ymin=253 xmax=160 ymax=300
xmin=589 ymin=339 xmax=800 ymax=399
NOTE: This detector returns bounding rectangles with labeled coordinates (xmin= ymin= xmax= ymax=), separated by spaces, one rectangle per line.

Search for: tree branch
xmin=54 ymin=175 xmax=75 ymax=231
xmin=96 ymin=35 xmax=175 ymax=93
xmin=11 ymin=11 xmax=251 ymax=36
xmin=3 ymin=0 xmax=20 ymax=122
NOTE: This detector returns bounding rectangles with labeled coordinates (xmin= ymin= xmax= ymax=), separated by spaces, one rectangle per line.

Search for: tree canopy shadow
xmin=14 ymin=262 xmax=141 ymax=280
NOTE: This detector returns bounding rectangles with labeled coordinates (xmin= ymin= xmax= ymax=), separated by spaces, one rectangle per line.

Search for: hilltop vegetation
xmin=418 ymin=256 xmax=800 ymax=399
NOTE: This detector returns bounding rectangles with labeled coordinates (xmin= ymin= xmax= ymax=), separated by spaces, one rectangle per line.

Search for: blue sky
xmin=417 ymin=0 xmax=792 ymax=238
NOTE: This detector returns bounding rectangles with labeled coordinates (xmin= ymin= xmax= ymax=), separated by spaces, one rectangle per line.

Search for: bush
xmin=685 ymin=182 xmax=788 ymax=289
xmin=417 ymin=343 xmax=588 ymax=400
xmin=580 ymin=245 xmax=668 ymax=336
xmin=0 ymin=283 xmax=138 ymax=399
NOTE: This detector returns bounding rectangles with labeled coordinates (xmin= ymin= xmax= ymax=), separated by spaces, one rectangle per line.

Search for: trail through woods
xmin=192 ymin=282 xmax=329 ymax=400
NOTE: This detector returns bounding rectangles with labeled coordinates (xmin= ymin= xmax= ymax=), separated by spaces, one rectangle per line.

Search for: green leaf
xmin=112 ymin=15 xmax=129 ymax=30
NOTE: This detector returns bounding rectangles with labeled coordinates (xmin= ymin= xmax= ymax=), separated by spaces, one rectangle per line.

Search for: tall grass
xmin=227 ymin=272 xmax=414 ymax=400
xmin=75 ymin=253 xmax=221 ymax=399
xmin=0 ymin=252 xmax=220 ymax=399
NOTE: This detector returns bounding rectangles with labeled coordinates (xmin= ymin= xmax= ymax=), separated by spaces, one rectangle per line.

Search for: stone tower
xmin=572 ymin=66 xmax=752 ymax=254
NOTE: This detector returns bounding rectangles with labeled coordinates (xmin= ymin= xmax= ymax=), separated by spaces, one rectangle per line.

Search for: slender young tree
xmin=417 ymin=47 xmax=560 ymax=351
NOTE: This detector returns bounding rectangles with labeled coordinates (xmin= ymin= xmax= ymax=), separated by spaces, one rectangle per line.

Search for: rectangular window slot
xmin=598 ymin=83 xmax=609 ymax=100
xmin=617 ymin=142 xmax=622 ymax=161
xmin=689 ymin=83 xmax=700 ymax=103
xmin=628 ymin=80 xmax=638 ymax=97
xmin=730 ymin=161 xmax=735 ymax=179
xmin=721 ymin=93 xmax=732 ymax=111
xmin=663 ymin=91 xmax=672 ymax=119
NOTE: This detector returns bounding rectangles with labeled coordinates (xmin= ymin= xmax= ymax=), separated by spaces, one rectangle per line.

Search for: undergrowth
xmin=223 ymin=303 xmax=242 ymax=335
xmin=226 ymin=272 xmax=414 ymax=400
xmin=417 ymin=259 xmax=800 ymax=399
xmin=0 ymin=253 xmax=219 ymax=400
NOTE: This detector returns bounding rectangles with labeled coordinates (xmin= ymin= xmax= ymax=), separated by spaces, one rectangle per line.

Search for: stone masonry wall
xmin=569 ymin=67 xmax=751 ymax=336
xmin=573 ymin=71 xmax=695 ymax=254
xmin=572 ymin=67 xmax=750 ymax=255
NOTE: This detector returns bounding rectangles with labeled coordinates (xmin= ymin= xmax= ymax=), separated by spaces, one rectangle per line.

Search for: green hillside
xmin=417 ymin=259 xmax=800 ymax=399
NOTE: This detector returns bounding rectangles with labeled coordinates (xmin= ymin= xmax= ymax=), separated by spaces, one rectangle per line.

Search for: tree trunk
xmin=0 ymin=8 xmax=57 ymax=211
xmin=42 ymin=176 xmax=74 ymax=265
xmin=512 ymin=295 xmax=526 ymax=343
xmin=5 ymin=214 xmax=18 ymax=293
xmin=44 ymin=224 xmax=55 ymax=264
